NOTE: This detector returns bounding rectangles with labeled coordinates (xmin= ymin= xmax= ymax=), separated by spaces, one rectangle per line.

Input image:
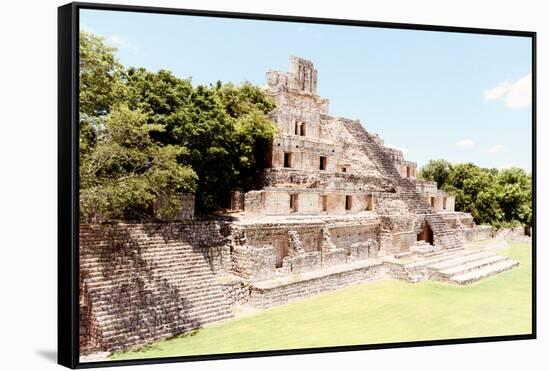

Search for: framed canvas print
xmin=58 ymin=2 xmax=536 ymax=368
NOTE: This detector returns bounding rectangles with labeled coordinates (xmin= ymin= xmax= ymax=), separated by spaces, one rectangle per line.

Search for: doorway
xmin=417 ymin=223 xmax=434 ymax=245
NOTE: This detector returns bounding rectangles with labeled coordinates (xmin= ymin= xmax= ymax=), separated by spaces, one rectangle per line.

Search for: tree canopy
xmin=418 ymin=160 xmax=532 ymax=228
xmin=79 ymin=32 xmax=276 ymax=221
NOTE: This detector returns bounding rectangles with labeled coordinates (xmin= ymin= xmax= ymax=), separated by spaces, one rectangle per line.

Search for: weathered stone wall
xmin=230 ymin=190 xmax=245 ymax=211
xmin=271 ymin=136 xmax=342 ymax=171
xmin=244 ymin=225 xmax=291 ymax=268
xmin=389 ymin=231 xmax=417 ymax=254
xmin=219 ymin=277 xmax=250 ymax=306
xmin=244 ymin=190 xmax=265 ymax=213
xmin=423 ymin=194 xmax=455 ymax=212
xmin=495 ymin=226 xmax=528 ymax=240
xmin=249 ymin=189 xmax=378 ymax=215
xmin=289 ymin=251 xmax=322 ymax=273
xmin=323 ymin=248 xmax=348 ymax=266
xmin=346 ymin=242 xmax=371 ymax=261
xmin=261 ymin=169 xmax=393 ymax=192
xmin=231 ymin=245 xmax=277 ymax=282
xmin=249 ymin=262 xmax=386 ymax=308
xmin=459 ymin=225 xmax=493 ymax=242
xmin=373 ymin=193 xmax=408 ymax=214
xmin=416 ymin=180 xmax=438 ymax=193
xmin=397 ymin=161 xmax=417 ymax=179
xmin=241 ymin=220 xmax=384 ymax=274
xmin=329 ymin=223 xmax=378 ymax=250
xmin=441 ymin=212 xmax=474 ymax=229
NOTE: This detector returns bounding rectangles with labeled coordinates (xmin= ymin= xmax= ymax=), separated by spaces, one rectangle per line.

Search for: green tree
xmin=417 ymin=159 xmax=452 ymax=188
xmin=497 ymin=167 xmax=532 ymax=226
xmin=164 ymin=83 xmax=276 ymax=212
xmin=79 ymin=31 xmax=124 ymax=115
xmin=443 ymin=163 xmax=503 ymax=225
xmin=79 ymin=31 xmax=277 ymax=217
xmin=79 ymin=104 xmax=197 ymax=221
xmin=419 ymin=160 xmax=532 ymax=228
xmin=121 ymin=67 xmax=194 ymax=120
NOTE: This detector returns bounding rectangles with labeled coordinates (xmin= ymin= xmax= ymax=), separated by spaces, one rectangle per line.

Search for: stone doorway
xmin=417 ymin=223 xmax=434 ymax=245
xmin=275 ymin=243 xmax=288 ymax=268
xmin=284 ymin=152 xmax=292 ymax=168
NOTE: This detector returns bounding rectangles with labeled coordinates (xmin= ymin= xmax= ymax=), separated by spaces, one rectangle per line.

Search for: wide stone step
xmin=100 ymin=310 xmax=233 ymax=338
xmin=427 ymin=251 xmax=495 ymax=270
xmin=83 ymin=264 xmax=214 ymax=279
xmin=404 ymin=249 xmax=482 ymax=269
xmin=438 ymin=255 xmax=509 ymax=277
xmin=86 ymin=278 xmax=219 ymax=292
xmin=450 ymin=260 xmax=519 ymax=284
xmin=93 ymin=298 xmax=232 ymax=324
xmin=81 ymin=255 xmax=208 ymax=268
xmin=90 ymin=287 xmax=227 ymax=308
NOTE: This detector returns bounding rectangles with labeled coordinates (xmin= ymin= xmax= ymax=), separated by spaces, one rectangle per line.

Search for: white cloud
xmin=386 ymin=144 xmax=408 ymax=155
xmin=484 ymin=73 xmax=532 ymax=109
xmin=80 ymin=23 xmax=96 ymax=34
xmin=79 ymin=24 xmax=139 ymax=54
xmin=105 ymin=35 xmax=139 ymax=54
xmin=456 ymin=139 xmax=474 ymax=148
xmin=489 ymin=144 xmax=505 ymax=154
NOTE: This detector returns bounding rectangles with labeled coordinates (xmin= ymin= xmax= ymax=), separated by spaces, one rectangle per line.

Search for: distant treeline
xmin=418 ymin=160 xmax=532 ymax=228
xmin=79 ymin=31 xmax=277 ymax=221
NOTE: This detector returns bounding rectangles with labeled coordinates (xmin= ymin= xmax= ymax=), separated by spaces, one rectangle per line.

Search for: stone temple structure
xmin=232 ymin=56 xmax=474 ymax=257
xmin=79 ymin=56 xmax=519 ymax=355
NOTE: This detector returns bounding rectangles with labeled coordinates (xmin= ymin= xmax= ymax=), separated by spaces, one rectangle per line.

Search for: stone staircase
xmin=424 ymin=214 xmax=463 ymax=250
xmin=392 ymin=248 xmax=518 ymax=285
xmin=79 ymin=224 xmax=233 ymax=353
xmin=342 ymin=120 xmax=463 ymax=250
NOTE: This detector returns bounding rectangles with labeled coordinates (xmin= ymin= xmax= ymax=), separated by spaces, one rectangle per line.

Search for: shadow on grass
xmin=167 ymin=328 xmax=201 ymax=341
xmin=111 ymin=328 xmax=202 ymax=359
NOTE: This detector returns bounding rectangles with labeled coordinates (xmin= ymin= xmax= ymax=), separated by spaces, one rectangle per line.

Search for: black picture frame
xmin=58 ymin=2 xmax=537 ymax=368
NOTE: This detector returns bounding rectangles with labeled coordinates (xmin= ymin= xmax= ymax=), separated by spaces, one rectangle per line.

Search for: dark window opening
xmin=345 ymin=195 xmax=352 ymax=210
xmin=320 ymin=156 xmax=327 ymax=170
xmin=295 ymin=122 xmax=306 ymax=136
xmin=321 ymin=195 xmax=328 ymax=212
xmin=366 ymin=194 xmax=373 ymax=211
xmin=341 ymin=167 xmax=347 ymax=172
xmin=284 ymin=152 xmax=291 ymax=168
xmin=290 ymin=194 xmax=299 ymax=212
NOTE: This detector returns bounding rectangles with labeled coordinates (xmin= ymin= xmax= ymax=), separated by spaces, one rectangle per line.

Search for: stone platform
xmin=383 ymin=243 xmax=519 ymax=284
xmin=249 ymin=259 xmax=385 ymax=308
xmin=248 ymin=241 xmax=520 ymax=309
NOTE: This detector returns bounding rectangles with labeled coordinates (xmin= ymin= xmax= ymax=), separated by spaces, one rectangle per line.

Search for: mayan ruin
xmin=79 ymin=56 xmax=525 ymax=355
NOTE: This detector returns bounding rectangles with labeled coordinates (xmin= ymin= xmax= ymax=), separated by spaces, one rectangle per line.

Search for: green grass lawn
xmin=110 ymin=242 xmax=532 ymax=360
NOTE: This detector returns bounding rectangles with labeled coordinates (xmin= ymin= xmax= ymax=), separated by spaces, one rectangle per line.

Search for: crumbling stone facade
xmin=232 ymin=56 xmax=476 ymax=265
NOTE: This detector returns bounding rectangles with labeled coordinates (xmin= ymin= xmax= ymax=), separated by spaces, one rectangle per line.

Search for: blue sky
xmin=81 ymin=9 xmax=533 ymax=171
